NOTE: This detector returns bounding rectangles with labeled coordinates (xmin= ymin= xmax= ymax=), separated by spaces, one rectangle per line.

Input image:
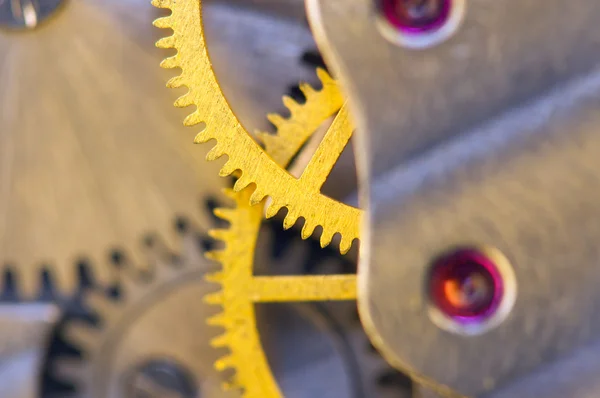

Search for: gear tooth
xmin=320 ymin=230 xmax=334 ymax=248
xmin=219 ymin=161 xmax=238 ymax=177
xmin=205 ymin=250 xmax=225 ymax=262
xmin=207 ymin=312 xmax=227 ymax=326
xmin=210 ymin=333 xmax=229 ymax=348
xmin=249 ymin=189 xmax=265 ymax=206
xmin=174 ymin=92 xmax=193 ymax=108
xmin=215 ymin=355 xmax=236 ymax=371
xmin=185 ymin=110 xmax=204 ymax=126
xmin=222 ymin=380 xmax=243 ymax=392
xmin=339 ymin=236 xmax=354 ymax=255
xmin=283 ymin=212 xmax=298 ymax=230
xmin=204 ymin=291 xmax=224 ymax=305
xmin=232 ymin=174 xmax=251 ymax=191
xmin=208 ymin=229 xmax=229 ymax=241
xmin=299 ymin=82 xmax=316 ymax=98
xmin=205 ymin=272 xmax=224 ymax=283
xmin=152 ymin=15 xmax=173 ymax=29
xmin=155 ymin=35 xmax=176 ymax=49
xmin=282 ymin=96 xmax=300 ymax=113
xmin=301 ymin=221 xmax=316 ymax=239
xmin=63 ymin=321 xmax=99 ymax=350
xmin=265 ymin=202 xmax=282 ymax=219
xmin=213 ymin=208 xmax=234 ymax=222
xmin=166 ymin=75 xmax=184 ymax=88
xmin=192 ymin=131 xmax=210 ymax=146
xmin=159 ymin=54 xmax=179 ymax=69
xmin=87 ymin=291 xmax=117 ymax=321
xmin=257 ymin=131 xmax=279 ymax=148
xmin=222 ymin=188 xmax=237 ymax=199
xmin=267 ymin=113 xmax=286 ymax=127
xmin=316 ymin=68 xmax=334 ymax=85
xmin=14 ymin=270 xmax=35 ymax=298
xmin=206 ymin=144 xmax=226 ymax=161
xmin=254 ymin=130 xmax=270 ymax=146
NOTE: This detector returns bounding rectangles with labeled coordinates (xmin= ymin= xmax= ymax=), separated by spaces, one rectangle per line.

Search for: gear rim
xmin=201 ymin=72 xmax=359 ymax=396
xmin=152 ymin=0 xmax=362 ymax=254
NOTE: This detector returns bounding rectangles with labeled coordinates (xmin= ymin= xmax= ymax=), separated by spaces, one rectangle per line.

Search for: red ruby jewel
xmin=381 ymin=0 xmax=453 ymax=34
xmin=429 ymin=249 xmax=504 ymax=324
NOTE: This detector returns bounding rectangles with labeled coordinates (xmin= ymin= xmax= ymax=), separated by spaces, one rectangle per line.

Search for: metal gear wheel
xmin=55 ymin=227 xmax=234 ymax=398
xmin=0 ymin=0 xmax=317 ymax=294
xmin=205 ymin=192 xmax=411 ymax=398
xmin=153 ymin=0 xmax=362 ymax=254
xmin=199 ymin=68 xmax=363 ymax=395
xmin=53 ymin=220 xmax=376 ymax=398
xmin=206 ymin=189 xmax=357 ymax=398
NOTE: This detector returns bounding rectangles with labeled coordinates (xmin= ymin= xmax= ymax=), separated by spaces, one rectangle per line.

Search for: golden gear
xmin=152 ymin=0 xmax=362 ymax=254
xmin=205 ymin=189 xmax=356 ymax=397
xmin=199 ymin=73 xmax=358 ymax=396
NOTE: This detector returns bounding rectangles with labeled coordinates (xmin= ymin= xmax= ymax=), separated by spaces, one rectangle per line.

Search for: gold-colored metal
xmin=152 ymin=0 xmax=365 ymax=394
xmin=152 ymin=0 xmax=363 ymax=254
xmin=198 ymin=70 xmax=357 ymax=395
xmin=204 ymin=189 xmax=357 ymax=398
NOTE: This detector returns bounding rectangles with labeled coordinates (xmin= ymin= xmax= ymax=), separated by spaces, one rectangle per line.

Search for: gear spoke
xmin=250 ymin=275 xmax=357 ymax=302
xmin=299 ymin=104 xmax=354 ymax=191
xmin=154 ymin=0 xmax=362 ymax=254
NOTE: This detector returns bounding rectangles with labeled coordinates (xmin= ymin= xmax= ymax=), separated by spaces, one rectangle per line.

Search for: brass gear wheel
xmin=152 ymin=0 xmax=362 ymax=254
xmin=199 ymin=73 xmax=358 ymax=396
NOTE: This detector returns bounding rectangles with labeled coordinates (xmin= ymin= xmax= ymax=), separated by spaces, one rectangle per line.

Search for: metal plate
xmin=307 ymin=0 xmax=600 ymax=395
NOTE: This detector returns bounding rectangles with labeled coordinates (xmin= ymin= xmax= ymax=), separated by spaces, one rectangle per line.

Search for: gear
xmin=205 ymin=190 xmax=412 ymax=398
xmin=0 ymin=0 xmax=318 ymax=294
xmin=55 ymin=227 xmax=236 ymax=398
xmin=199 ymin=66 xmax=364 ymax=394
xmin=54 ymin=219 xmax=371 ymax=398
xmin=153 ymin=0 xmax=362 ymax=254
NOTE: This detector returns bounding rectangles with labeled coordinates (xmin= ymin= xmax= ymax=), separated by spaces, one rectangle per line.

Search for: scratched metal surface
xmin=307 ymin=0 xmax=600 ymax=396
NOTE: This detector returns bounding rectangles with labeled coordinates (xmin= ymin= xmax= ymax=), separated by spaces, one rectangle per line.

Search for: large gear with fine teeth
xmin=196 ymin=65 xmax=365 ymax=396
xmin=153 ymin=0 xmax=362 ymax=254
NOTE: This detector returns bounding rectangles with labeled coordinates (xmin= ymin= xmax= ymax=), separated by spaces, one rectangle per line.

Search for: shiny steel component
xmin=0 ymin=304 xmax=59 ymax=398
xmin=307 ymin=0 xmax=600 ymax=396
xmin=153 ymin=0 xmax=362 ymax=254
xmin=0 ymin=0 xmax=63 ymax=29
xmin=0 ymin=0 xmax=317 ymax=293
